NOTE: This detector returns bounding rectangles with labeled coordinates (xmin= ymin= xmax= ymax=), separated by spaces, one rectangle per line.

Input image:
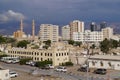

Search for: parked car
xmin=26 ymin=61 xmax=35 ymax=66
xmin=94 ymin=68 xmax=107 ymax=75
xmin=9 ymin=71 xmax=18 ymax=78
xmin=77 ymin=66 xmax=90 ymax=72
xmin=46 ymin=64 xmax=54 ymax=69
xmin=5 ymin=60 xmax=13 ymax=63
xmin=11 ymin=59 xmax=20 ymax=64
xmin=55 ymin=66 xmax=67 ymax=72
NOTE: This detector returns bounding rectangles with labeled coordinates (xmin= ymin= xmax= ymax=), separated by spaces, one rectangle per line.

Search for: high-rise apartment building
xmin=90 ymin=22 xmax=97 ymax=32
xmin=62 ymin=25 xmax=70 ymax=40
xmin=73 ymin=30 xmax=103 ymax=43
xmin=100 ymin=22 xmax=107 ymax=31
xmin=70 ymin=20 xmax=84 ymax=39
xmin=102 ymin=27 xmax=113 ymax=40
xmin=39 ymin=24 xmax=59 ymax=42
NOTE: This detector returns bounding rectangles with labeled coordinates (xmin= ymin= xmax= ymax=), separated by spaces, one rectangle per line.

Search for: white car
xmin=9 ymin=71 xmax=18 ymax=78
xmin=47 ymin=64 xmax=54 ymax=69
xmin=5 ymin=60 xmax=13 ymax=63
xmin=11 ymin=59 xmax=20 ymax=63
xmin=55 ymin=66 xmax=67 ymax=72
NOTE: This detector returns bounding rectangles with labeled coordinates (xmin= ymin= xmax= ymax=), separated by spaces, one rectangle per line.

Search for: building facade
xmin=70 ymin=20 xmax=84 ymax=39
xmin=89 ymin=55 xmax=120 ymax=70
xmin=39 ymin=24 xmax=59 ymax=42
xmin=90 ymin=22 xmax=97 ymax=32
xmin=100 ymin=22 xmax=107 ymax=31
xmin=102 ymin=27 xmax=113 ymax=40
xmin=62 ymin=25 xmax=70 ymax=40
xmin=6 ymin=43 xmax=69 ymax=66
xmin=73 ymin=30 xmax=103 ymax=43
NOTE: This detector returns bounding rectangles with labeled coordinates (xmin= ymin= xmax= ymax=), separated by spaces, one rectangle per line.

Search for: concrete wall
xmin=0 ymin=69 xmax=10 ymax=80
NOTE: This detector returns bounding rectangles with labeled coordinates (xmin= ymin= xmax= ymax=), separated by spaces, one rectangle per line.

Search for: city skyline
xmin=0 ymin=0 xmax=120 ymax=34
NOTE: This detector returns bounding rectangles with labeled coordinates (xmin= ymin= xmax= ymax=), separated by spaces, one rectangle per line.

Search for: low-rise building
xmin=6 ymin=42 xmax=69 ymax=66
xmin=89 ymin=55 xmax=120 ymax=70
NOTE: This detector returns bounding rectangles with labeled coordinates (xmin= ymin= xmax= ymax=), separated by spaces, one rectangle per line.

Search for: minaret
xmin=32 ymin=20 xmax=35 ymax=40
xmin=20 ymin=19 xmax=23 ymax=32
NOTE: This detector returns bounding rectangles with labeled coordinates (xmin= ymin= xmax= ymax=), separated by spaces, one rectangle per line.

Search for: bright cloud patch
xmin=0 ymin=10 xmax=26 ymax=22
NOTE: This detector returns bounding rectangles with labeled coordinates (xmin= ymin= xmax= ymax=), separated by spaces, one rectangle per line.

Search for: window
xmin=92 ymin=61 xmax=95 ymax=66
xmin=45 ymin=53 xmax=47 ymax=56
xmin=37 ymin=52 xmax=39 ymax=55
xmin=64 ymin=53 xmax=66 ymax=56
xmin=50 ymin=53 xmax=52 ymax=56
xmin=59 ymin=53 xmax=61 ymax=56
xmin=41 ymin=58 xmax=43 ymax=61
xmin=41 ymin=53 xmax=43 ymax=56
xmin=100 ymin=61 xmax=103 ymax=66
xmin=62 ymin=53 xmax=63 ymax=56
xmin=56 ymin=53 xmax=58 ymax=56
xmin=48 ymin=53 xmax=49 ymax=56
xmin=48 ymin=58 xmax=49 ymax=61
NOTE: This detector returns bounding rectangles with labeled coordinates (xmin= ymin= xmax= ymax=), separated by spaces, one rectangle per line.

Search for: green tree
xmin=43 ymin=40 xmax=51 ymax=49
xmin=19 ymin=58 xmax=32 ymax=65
xmin=32 ymin=45 xmax=39 ymax=49
xmin=35 ymin=60 xmax=52 ymax=68
xmin=0 ymin=36 xmax=6 ymax=44
xmin=43 ymin=45 xmax=49 ymax=49
xmin=43 ymin=40 xmax=51 ymax=46
xmin=0 ymin=54 xmax=8 ymax=59
xmin=119 ymin=40 xmax=120 ymax=47
xmin=74 ymin=41 xmax=82 ymax=47
xmin=110 ymin=39 xmax=119 ymax=48
xmin=100 ymin=38 xmax=110 ymax=54
xmin=90 ymin=44 xmax=96 ymax=55
xmin=68 ymin=40 xmax=74 ymax=45
xmin=5 ymin=37 xmax=16 ymax=43
xmin=62 ymin=62 xmax=73 ymax=66
xmin=17 ymin=40 xmax=30 ymax=48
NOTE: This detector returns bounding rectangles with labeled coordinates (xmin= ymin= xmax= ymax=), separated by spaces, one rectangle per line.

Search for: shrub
xmin=62 ymin=62 xmax=73 ymax=66
xmin=35 ymin=60 xmax=52 ymax=68
xmin=0 ymin=54 xmax=8 ymax=59
xmin=19 ymin=58 xmax=32 ymax=65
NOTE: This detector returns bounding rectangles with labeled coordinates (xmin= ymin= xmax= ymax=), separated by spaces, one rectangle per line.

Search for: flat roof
xmin=89 ymin=55 xmax=120 ymax=61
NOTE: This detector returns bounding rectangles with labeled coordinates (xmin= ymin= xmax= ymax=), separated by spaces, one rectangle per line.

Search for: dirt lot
xmin=11 ymin=70 xmax=64 ymax=80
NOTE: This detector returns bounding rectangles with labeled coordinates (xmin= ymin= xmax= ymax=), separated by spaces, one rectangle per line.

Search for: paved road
xmin=1 ymin=62 xmax=120 ymax=80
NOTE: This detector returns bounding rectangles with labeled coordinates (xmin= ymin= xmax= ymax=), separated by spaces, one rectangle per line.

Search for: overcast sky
xmin=0 ymin=0 xmax=120 ymax=34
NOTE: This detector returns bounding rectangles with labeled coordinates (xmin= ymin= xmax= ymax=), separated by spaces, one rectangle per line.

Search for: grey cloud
xmin=0 ymin=10 xmax=26 ymax=22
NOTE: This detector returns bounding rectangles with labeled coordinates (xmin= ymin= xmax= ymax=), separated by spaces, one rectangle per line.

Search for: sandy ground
xmin=11 ymin=70 xmax=65 ymax=80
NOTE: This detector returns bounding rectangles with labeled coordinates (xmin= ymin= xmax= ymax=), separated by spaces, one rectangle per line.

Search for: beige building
xmin=73 ymin=30 xmax=103 ymax=43
xmin=89 ymin=55 xmax=120 ymax=70
xmin=62 ymin=25 xmax=70 ymax=40
xmin=70 ymin=20 xmax=84 ymax=39
xmin=6 ymin=42 xmax=69 ymax=66
xmin=39 ymin=24 xmax=59 ymax=42
xmin=0 ymin=68 xmax=10 ymax=80
xmin=13 ymin=19 xmax=26 ymax=39
xmin=102 ymin=27 xmax=113 ymax=40
xmin=13 ymin=30 xmax=26 ymax=38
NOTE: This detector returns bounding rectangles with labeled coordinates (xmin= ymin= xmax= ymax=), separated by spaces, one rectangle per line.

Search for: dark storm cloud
xmin=0 ymin=0 xmax=120 ymax=34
